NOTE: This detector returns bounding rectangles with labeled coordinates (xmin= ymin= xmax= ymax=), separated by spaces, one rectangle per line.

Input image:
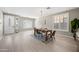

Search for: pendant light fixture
xmin=40 ymin=7 xmax=51 ymax=28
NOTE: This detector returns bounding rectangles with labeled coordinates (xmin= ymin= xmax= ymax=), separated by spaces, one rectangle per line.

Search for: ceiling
xmin=0 ymin=7 xmax=77 ymax=18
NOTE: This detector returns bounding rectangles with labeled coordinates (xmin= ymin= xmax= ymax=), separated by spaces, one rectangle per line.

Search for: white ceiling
xmin=0 ymin=7 xmax=77 ymax=18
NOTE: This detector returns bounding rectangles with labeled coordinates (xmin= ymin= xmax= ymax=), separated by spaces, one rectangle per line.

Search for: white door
xmin=4 ymin=15 xmax=15 ymax=35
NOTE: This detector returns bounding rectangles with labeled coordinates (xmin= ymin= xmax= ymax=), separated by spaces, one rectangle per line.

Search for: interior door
xmin=4 ymin=15 xmax=15 ymax=35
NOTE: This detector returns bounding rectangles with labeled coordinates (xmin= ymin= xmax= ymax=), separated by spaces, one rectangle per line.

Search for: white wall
xmin=0 ymin=10 xmax=3 ymax=40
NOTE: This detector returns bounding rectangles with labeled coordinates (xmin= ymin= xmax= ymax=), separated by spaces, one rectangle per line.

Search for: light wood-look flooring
xmin=0 ymin=30 xmax=78 ymax=52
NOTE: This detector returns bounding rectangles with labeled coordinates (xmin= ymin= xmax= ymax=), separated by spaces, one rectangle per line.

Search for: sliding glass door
xmin=4 ymin=14 xmax=15 ymax=35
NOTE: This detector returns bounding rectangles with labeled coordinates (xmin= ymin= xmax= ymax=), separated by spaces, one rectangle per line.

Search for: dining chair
xmin=48 ymin=30 xmax=56 ymax=41
xmin=34 ymin=28 xmax=43 ymax=40
xmin=34 ymin=27 xmax=37 ymax=36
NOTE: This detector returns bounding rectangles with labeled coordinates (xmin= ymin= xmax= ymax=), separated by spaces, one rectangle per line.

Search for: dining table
xmin=36 ymin=28 xmax=52 ymax=41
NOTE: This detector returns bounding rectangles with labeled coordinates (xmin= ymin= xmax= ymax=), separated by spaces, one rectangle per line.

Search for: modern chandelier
xmin=40 ymin=7 xmax=51 ymax=25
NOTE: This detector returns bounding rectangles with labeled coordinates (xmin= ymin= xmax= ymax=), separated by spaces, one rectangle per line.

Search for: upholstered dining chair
xmin=34 ymin=28 xmax=43 ymax=40
xmin=41 ymin=30 xmax=52 ymax=41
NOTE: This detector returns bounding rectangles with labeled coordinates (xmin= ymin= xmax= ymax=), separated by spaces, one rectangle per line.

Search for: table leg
xmin=45 ymin=32 xmax=48 ymax=41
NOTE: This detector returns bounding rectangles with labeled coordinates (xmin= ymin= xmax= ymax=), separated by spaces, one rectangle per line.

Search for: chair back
xmin=52 ymin=31 xmax=56 ymax=36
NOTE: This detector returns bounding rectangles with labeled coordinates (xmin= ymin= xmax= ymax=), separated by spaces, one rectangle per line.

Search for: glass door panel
xmin=4 ymin=15 xmax=15 ymax=35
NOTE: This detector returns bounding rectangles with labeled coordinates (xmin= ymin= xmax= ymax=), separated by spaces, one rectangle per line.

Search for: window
xmin=60 ymin=15 xmax=68 ymax=30
xmin=53 ymin=13 xmax=69 ymax=31
xmin=22 ymin=19 xmax=35 ymax=29
xmin=54 ymin=16 xmax=60 ymax=29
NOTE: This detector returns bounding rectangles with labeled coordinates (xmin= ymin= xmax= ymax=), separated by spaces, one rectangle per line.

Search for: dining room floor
xmin=0 ymin=30 xmax=78 ymax=52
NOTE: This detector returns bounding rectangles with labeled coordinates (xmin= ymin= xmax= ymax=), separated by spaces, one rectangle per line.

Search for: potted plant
xmin=71 ymin=18 xmax=79 ymax=40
